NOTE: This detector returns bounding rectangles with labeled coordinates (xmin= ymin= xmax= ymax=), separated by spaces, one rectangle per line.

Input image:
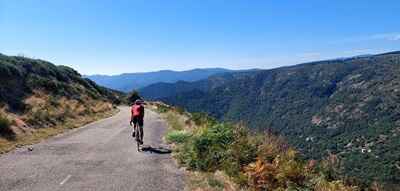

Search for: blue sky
xmin=1 ymin=0 xmax=399 ymax=75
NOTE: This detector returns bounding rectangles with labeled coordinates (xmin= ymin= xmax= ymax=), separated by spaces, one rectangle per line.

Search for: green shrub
xmin=173 ymin=122 xmax=258 ymax=184
xmin=174 ymin=106 xmax=185 ymax=114
xmin=223 ymin=126 xmax=258 ymax=181
xmin=166 ymin=130 xmax=191 ymax=144
xmin=49 ymin=96 xmax=60 ymax=106
xmin=0 ymin=113 xmax=15 ymax=138
xmin=207 ymin=176 xmax=224 ymax=189
xmin=27 ymin=109 xmax=52 ymax=126
xmin=177 ymin=123 xmax=235 ymax=171
xmin=167 ymin=109 xmax=359 ymax=190
xmin=190 ymin=112 xmax=217 ymax=126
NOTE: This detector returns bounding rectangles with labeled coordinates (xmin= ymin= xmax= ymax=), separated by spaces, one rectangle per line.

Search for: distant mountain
xmin=85 ymin=68 xmax=235 ymax=92
xmin=155 ymin=51 xmax=400 ymax=187
xmin=139 ymin=70 xmax=258 ymax=100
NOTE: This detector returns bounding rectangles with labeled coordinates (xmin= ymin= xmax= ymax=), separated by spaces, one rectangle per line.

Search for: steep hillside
xmin=0 ymin=54 xmax=122 ymax=153
xmin=159 ymin=51 xmax=400 ymax=188
xmin=86 ymin=68 xmax=234 ymax=92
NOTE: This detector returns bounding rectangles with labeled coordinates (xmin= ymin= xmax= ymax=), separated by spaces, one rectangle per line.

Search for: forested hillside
xmin=158 ymin=51 xmax=400 ymax=188
xmin=86 ymin=68 xmax=234 ymax=92
xmin=0 ymin=53 xmax=122 ymax=152
xmin=140 ymin=71 xmax=257 ymax=100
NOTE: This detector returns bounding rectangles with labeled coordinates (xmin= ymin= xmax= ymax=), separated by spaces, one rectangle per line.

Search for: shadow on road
xmin=141 ymin=145 xmax=172 ymax=154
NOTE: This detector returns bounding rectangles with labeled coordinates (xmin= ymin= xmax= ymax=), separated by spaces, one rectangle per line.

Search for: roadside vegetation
xmin=155 ymin=102 xmax=362 ymax=191
xmin=0 ymin=91 xmax=118 ymax=154
xmin=0 ymin=111 xmax=15 ymax=140
xmin=0 ymin=54 xmax=121 ymax=153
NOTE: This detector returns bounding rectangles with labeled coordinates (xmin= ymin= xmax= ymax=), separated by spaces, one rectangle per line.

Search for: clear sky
xmin=1 ymin=0 xmax=399 ymax=75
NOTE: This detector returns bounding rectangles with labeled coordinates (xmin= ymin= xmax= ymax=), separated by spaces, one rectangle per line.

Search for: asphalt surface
xmin=0 ymin=107 xmax=185 ymax=191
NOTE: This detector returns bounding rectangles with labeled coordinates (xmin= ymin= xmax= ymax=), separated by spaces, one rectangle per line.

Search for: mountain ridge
xmin=85 ymin=68 xmax=237 ymax=92
xmin=87 ymin=67 xmax=232 ymax=77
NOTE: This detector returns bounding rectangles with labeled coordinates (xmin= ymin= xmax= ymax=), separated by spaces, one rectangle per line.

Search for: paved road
xmin=0 ymin=107 xmax=185 ymax=191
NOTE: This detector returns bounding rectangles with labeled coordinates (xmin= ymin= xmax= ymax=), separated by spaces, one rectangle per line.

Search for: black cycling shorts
xmin=132 ymin=116 xmax=144 ymax=127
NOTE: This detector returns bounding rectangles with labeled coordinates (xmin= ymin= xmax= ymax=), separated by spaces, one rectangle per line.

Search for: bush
xmin=174 ymin=106 xmax=185 ymax=114
xmin=244 ymin=143 xmax=358 ymax=190
xmin=190 ymin=112 xmax=217 ymax=127
xmin=166 ymin=108 xmax=359 ymax=190
xmin=172 ymin=123 xmax=258 ymax=185
xmin=222 ymin=126 xmax=258 ymax=181
xmin=176 ymin=123 xmax=235 ymax=171
xmin=26 ymin=109 xmax=52 ymax=126
xmin=166 ymin=130 xmax=191 ymax=144
xmin=170 ymin=117 xmax=358 ymax=190
xmin=0 ymin=113 xmax=15 ymax=138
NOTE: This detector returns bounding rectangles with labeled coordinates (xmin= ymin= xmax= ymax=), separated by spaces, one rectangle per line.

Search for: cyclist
xmin=130 ymin=99 xmax=145 ymax=144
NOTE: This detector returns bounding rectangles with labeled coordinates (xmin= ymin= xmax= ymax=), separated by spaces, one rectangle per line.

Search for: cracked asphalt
xmin=0 ymin=107 xmax=185 ymax=191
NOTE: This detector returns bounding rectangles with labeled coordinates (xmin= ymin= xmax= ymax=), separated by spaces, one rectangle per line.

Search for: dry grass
xmin=165 ymin=112 xmax=187 ymax=131
xmin=186 ymin=171 xmax=240 ymax=191
xmin=0 ymin=91 xmax=118 ymax=154
xmin=149 ymin=102 xmax=192 ymax=133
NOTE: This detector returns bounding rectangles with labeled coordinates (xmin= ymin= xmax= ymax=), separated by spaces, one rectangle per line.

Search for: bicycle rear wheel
xmin=135 ymin=125 xmax=141 ymax=152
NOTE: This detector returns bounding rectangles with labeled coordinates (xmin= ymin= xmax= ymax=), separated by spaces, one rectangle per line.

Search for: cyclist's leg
xmin=134 ymin=125 xmax=137 ymax=137
xmin=133 ymin=116 xmax=139 ymax=137
xmin=139 ymin=125 xmax=143 ymax=144
xmin=135 ymin=122 xmax=139 ymax=141
xmin=135 ymin=124 xmax=141 ymax=151
xmin=132 ymin=119 xmax=136 ymax=138
xmin=139 ymin=117 xmax=144 ymax=144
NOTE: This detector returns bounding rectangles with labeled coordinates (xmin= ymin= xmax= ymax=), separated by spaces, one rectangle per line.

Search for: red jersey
xmin=131 ymin=104 xmax=144 ymax=117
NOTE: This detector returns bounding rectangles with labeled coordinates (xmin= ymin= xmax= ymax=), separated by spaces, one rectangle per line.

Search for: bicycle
xmin=131 ymin=121 xmax=143 ymax=152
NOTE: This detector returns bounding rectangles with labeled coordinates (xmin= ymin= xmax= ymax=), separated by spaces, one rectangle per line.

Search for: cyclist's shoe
xmin=140 ymin=140 xmax=144 ymax=145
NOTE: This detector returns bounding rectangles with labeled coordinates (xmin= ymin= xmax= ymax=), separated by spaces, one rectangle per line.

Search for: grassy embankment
xmin=152 ymin=102 xmax=364 ymax=191
xmin=0 ymin=91 xmax=118 ymax=154
xmin=0 ymin=54 xmax=123 ymax=154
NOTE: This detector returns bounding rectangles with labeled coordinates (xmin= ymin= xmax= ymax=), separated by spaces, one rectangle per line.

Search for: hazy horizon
xmin=1 ymin=1 xmax=399 ymax=75
xmin=2 ymin=50 xmax=395 ymax=76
